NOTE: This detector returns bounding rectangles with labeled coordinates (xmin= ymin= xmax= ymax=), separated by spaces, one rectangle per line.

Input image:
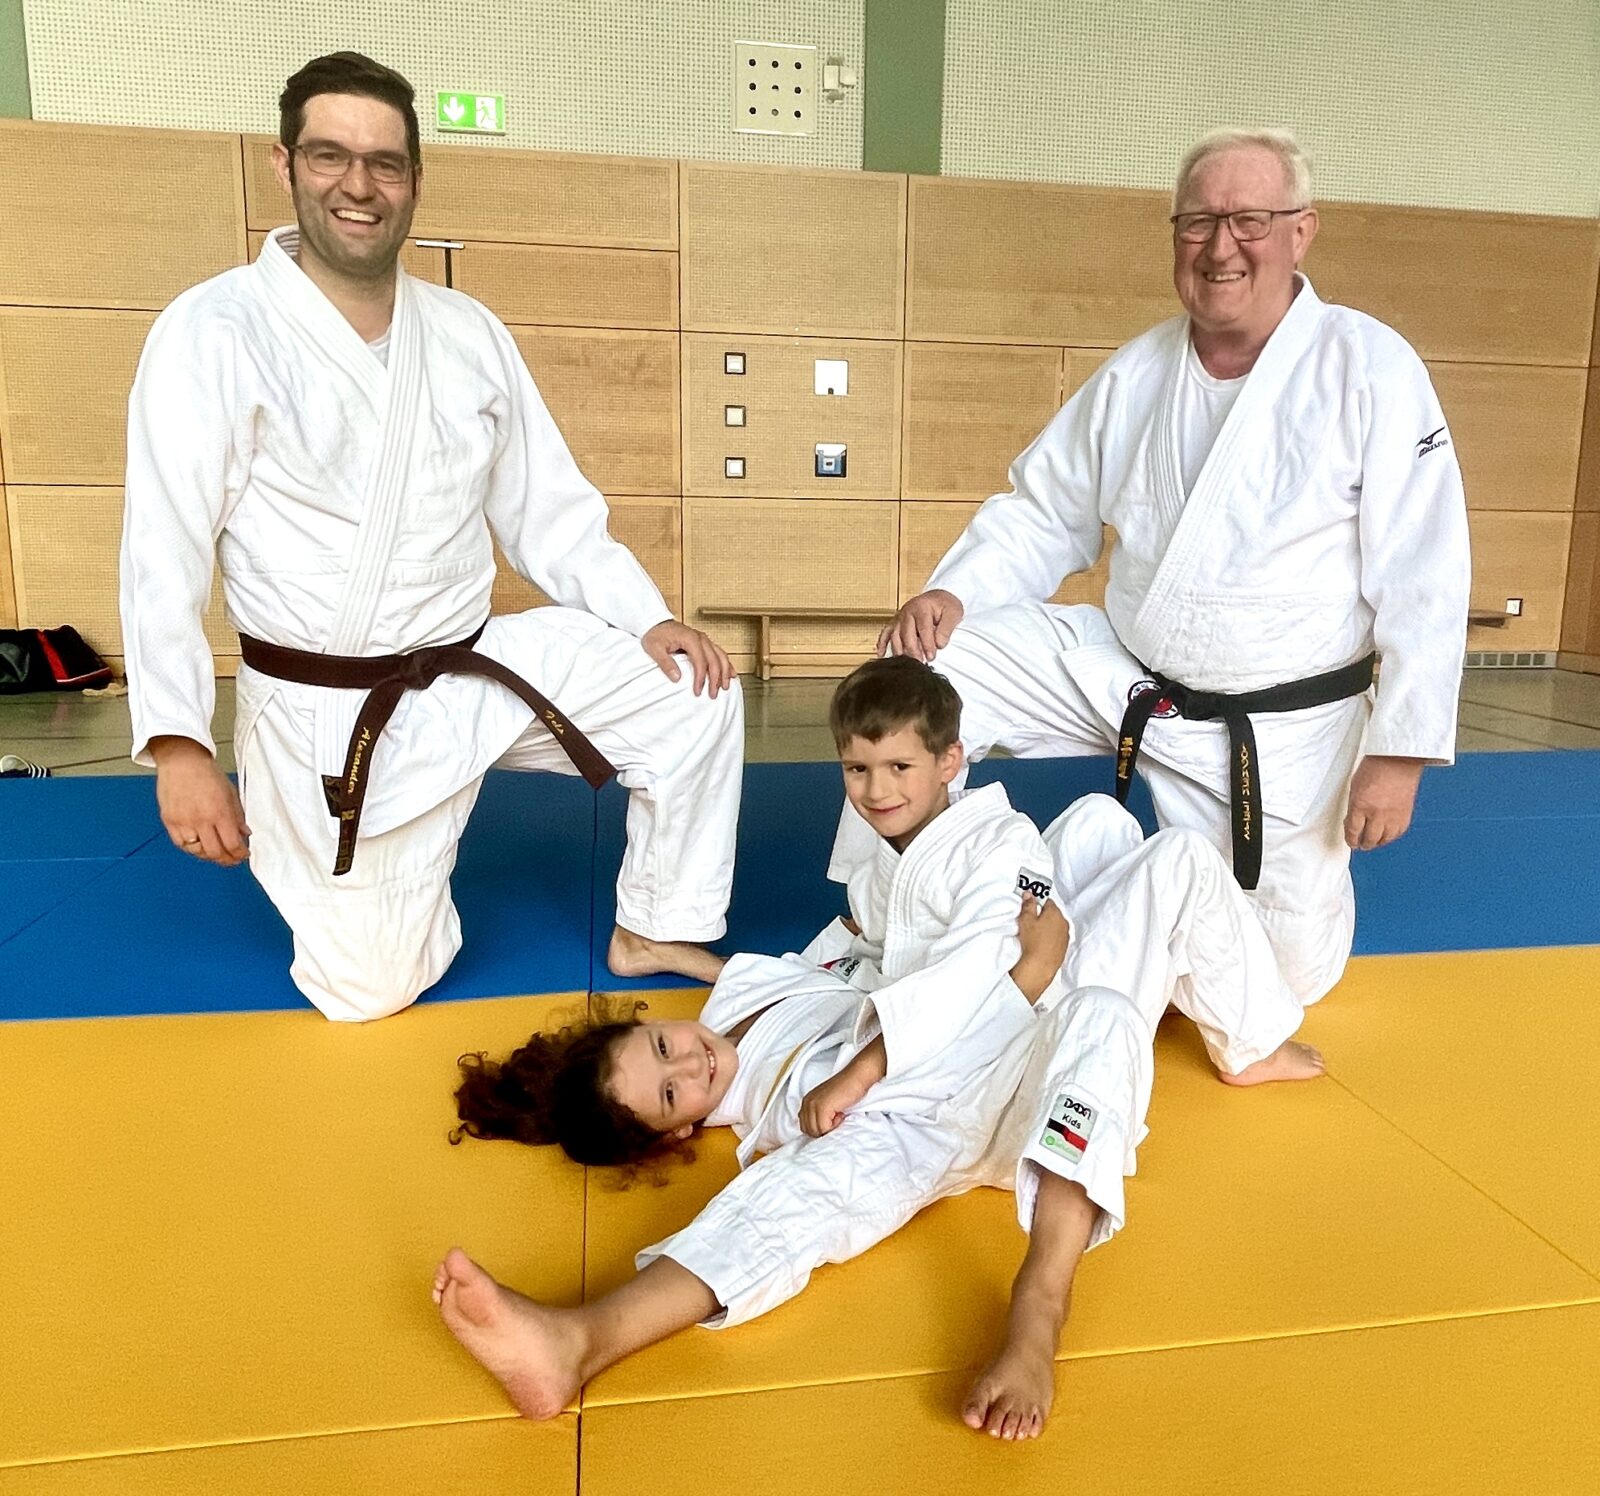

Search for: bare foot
xmin=433 ymin=1247 xmax=586 ymax=1421
xmin=1219 ymin=1039 xmax=1326 ymax=1087
xmin=606 ymin=925 xmax=725 ymax=985
xmin=961 ymin=1326 xmax=1056 ymax=1440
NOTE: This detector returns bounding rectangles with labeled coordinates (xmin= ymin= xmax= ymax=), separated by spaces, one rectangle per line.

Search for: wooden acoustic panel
xmin=454 ymin=243 xmax=676 ymax=329
xmin=0 ymin=484 xmax=17 ymax=628
xmin=512 ymin=329 xmax=679 ymax=497
xmin=0 ymin=309 xmax=154 ymax=484
xmin=1467 ymin=509 xmax=1571 ymax=652
xmin=491 ymin=497 xmax=682 ymax=618
xmin=683 ymin=334 xmax=900 ymax=499
xmin=899 ymin=502 xmax=1112 ymax=607
xmin=680 ymin=163 xmax=906 ymax=339
xmin=1577 ymin=372 xmax=1600 ymax=515
xmin=901 ymin=343 xmax=1062 ymax=501
xmin=243 ymin=135 xmax=676 ymax=248
xmin=1065 ymin=348 xmax=1112 ymax=400
xmin=908 ymin=176 xmax=1175 ymax=347
xmin=1430 ymin=363 xmax=1586 ymax=512
xmin=9 ymin=487 xmax=236 ymax=658
xmin=1560 ymin=511 xmax=1598 ymax=655
xmin=246 ymin=230 xmax=445 ymax=284
xmin=0 ymin=120 xmax=245 ymax=309
xmin=1306 ymin=202 xmax=1600 ymax=366
xmin=684 ymin=497 xmax=899 ymax=659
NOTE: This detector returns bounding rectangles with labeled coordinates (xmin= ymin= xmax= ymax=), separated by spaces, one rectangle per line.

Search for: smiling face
xmin=605 ymin=1020 xmax=739 ymax=1140
xmin=839 ymin=724 xmax=963 ymax=852
xmin=1172 ymin=144 xmax=1317 ymax=353
xmin=271 ymin=92 xmax=418 ymax=284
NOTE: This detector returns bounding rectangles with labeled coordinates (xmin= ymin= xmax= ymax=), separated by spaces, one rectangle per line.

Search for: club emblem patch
xmin=1041 ymin=1091 xmax=1097 ymax=1162
xmin=1127 ymin=679 xmax=1179 ymax=719
xmin=1017 ymin=867 xmax=1054 ymax=901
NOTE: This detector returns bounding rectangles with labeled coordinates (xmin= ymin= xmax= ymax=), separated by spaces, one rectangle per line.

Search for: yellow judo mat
xmin=3 ymin=950 xmax=1598 ymax=1495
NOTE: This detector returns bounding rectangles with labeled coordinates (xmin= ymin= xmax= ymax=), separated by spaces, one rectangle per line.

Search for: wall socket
xmin=735 ymin=41 xmax=817 ymax=136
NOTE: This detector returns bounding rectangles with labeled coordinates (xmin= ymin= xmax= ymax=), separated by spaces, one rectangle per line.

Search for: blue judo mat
xmin=3 ymin=751 xmax=1598 ymax=1021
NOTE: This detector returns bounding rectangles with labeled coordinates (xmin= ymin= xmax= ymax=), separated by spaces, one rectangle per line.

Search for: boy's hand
xmin=800 ymin=1068 xmax=872 ymax=1138
xmin=1011 ymin=895 xmax=1071 ymax=1004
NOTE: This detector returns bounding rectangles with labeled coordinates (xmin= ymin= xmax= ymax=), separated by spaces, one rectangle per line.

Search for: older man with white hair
xmin=877 ymin=128 xmax=1470 ymax=1005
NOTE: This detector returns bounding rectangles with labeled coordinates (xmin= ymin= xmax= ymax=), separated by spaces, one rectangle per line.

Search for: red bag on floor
xmin=0 ymin=627 xmax=113 ymax=693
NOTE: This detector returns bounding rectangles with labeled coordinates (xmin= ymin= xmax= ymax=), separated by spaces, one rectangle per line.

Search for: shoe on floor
xmin=0 ymin=754 xmax=51 ymax=778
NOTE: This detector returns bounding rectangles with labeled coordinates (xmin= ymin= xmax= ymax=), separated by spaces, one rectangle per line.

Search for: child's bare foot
xmin=961 ymin=1323 xmax=1057 ymax=1439
xmin=1220 ymin=1039 xmax=1325 ymax=1087
xmin=433 ymin=1247 xmax=586 ymax=1421
xmin=606 ymin=925 xmax=725 ymax=985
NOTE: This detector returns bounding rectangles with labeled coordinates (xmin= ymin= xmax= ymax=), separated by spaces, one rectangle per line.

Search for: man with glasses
xmin=878 ymin=129 xmax=1469 ymax=1006
xmin=119 ymin=53 xmax=744 ymax=1021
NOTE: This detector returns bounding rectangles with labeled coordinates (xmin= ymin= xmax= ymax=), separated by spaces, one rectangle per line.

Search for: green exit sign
xmin=436 ymin=91 xmax=506 ymax=134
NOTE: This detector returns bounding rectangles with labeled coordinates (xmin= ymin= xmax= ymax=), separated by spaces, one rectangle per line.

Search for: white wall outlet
xmin=814 ymin=359 xmax=849 ymax=396
xmin=735 ymin=41 xmax=817 ymax=136
xmin=725 ymin=405 xmax=746 ymax=427
xmin=725 ymin=457 xmax=746 ymax=479
xmin=815 ymin=442 xmax=846 ymax=478
xmin=1506 ymin=597 xmax=1523 ymax=616
xmin=724 ymin=351 xmax=746 ymax=375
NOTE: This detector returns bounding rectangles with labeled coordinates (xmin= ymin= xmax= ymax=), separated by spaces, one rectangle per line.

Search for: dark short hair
xmin=829 ymin=655 xmax=962 ymax=755
xmin=279 ymin=52 xmax=421 ymax=168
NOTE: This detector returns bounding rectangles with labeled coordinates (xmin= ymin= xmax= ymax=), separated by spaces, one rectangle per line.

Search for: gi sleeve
xmin=1356 ymin=338 xmax=1471 ymax=762
xmin=854 ymin=828 xmax=1041 ymax=1088
xmin=925 ymin=367 xmax=1111 ymax=615
xmin=120 ymin=297 xmax=250 ymax=766
xmin=481 ymin=316 xmax=673 ymax=639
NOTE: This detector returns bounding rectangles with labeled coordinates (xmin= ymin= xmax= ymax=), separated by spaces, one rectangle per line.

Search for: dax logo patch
xmin=1040 ymin=1091 xmax=1096 ymax=1163
xmin=1017 ymin=866 xmax=1054 ymax=901
xmin=823 ymin=954 xmax=863 ymax=980
xmin=1416 ymin=425 xmax=1451 ymax=458
xmin=1127 ymin=678 xmax=1180 ymax=719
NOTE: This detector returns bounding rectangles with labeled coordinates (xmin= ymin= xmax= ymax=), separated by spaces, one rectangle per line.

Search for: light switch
xmin=725 ymin=456 xmax=746 ymax=479
xmin=1506 ymin=597 xmax=1523 ymax=616
xmin=725 ymin=405 xmax=746 ymax=427
xmin=724 ymin=351 xmax=746 ymax=375
xmin=815 ymin=442 xmax=846 ymax=478
xmin=814 ymin=358 xmax=849 ymax=396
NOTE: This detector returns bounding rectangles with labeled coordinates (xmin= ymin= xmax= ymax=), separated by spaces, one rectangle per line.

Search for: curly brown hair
xmin=449 ymin=1002 xmax=691 ymax=1170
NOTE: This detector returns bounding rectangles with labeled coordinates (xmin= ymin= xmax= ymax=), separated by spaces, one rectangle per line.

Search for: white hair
xmin=1173 ymin=128 xmax=1313 ymax=211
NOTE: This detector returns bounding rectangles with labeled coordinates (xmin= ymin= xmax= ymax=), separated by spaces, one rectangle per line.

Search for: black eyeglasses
xmin=1169 ymin=208 xmax=1307 ymax=243
xmin=293 ymin=142 xmax=415 ymax=186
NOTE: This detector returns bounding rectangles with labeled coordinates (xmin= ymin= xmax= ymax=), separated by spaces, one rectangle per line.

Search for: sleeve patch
xmin=1040 ymin=1091 xmax=1096 ymax=1160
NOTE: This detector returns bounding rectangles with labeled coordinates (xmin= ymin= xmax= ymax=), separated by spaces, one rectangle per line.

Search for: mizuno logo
xmin=1416 ymin=427 xmax=1450 ymax=458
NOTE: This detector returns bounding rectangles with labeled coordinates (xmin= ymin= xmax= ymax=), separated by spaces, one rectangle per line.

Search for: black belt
xmin=1113 ymin=654 xmax=1376 ymax=891
xmin=239 ymin=624 xmax=616 ymax=876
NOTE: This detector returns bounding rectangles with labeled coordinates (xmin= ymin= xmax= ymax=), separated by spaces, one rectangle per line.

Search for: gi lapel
xmin=1131 ymin=277 xmax=1327 ymax=649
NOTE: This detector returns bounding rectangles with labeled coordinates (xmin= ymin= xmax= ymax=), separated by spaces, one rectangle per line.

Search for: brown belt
xmin=239 ymin=624 xmax=616 ymax=876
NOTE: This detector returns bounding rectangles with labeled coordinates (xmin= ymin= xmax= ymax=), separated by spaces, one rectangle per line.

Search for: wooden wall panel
xmin=682 ymin=334 xmax=900 ymax=499
xmin=680 ymin=164 xmax=906 ymax=339
xmin=908 ymin=177 xmax=1175 ymax=347
xmin=1578 ymin=372 xmax=1600 ymax=516
xmin=9 ymin=487 xmax=235 ymax=657
xmin=455 ymin=244 xmax=676 ymax=329
xmin=1064 ymin=349 xmax=1112 ymax=401
xmin=1306 ymin=203 xmax=1600 ymax=366
xmin=243 ymin=135 xmax=676 ymax=248
xmin=491 ymin=497 xmax=682 ymax=617
xmin=1560 ymin=511 xmax=1598 ymax=655
xmin=0 ymin=121 xmax=244 ymax=309
xmin=1467 ymin=509 xmax=1571 ymax=652
xmin=901 ymin=343 xmax=1061 ymax=500
xmin=512 ymin=329 xmax=679 ymax=496
xmin=246 ymin=230 xmax=445 ymax=284
xmin=1430 ymin=363 xmax=1586 ymax=512
xmin=0 ymin=484 xmax=17 ymax=628
xmin=899 ymin=502 xmax=1112 ymax=607
xmin=0 ymin=310 xmax=153 ymax=484
xmin=685 ymin=497 xmax=898 ymax=658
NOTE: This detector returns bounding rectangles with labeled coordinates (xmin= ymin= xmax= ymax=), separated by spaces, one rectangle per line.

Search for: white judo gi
xmin=638 ymin=790 xmax=1303 ymax=1325
xmin=916 ymin=276 xmax=1471 ymax=1003
xmin=120 ymin=227 xmax=742 ymax=1021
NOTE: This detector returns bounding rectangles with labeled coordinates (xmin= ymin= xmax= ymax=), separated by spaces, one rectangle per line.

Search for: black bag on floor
xmin=0 ymin=627 xmax=113 ymax=694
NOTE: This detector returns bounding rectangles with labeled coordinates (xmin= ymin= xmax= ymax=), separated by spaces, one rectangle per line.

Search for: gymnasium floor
xmin=3 ymin=671 xmax=1599 ymax=1495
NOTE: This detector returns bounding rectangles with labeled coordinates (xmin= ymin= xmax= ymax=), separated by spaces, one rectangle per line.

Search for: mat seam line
xmin=0 ymin=854 xmax=129 ymax=953
xmin=1325 ymin=1072 xmax=1600 ymax=1287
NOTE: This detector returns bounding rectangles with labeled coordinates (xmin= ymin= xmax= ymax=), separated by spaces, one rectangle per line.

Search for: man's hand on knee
xmin=151 ymin=736 xmax=251 ymax=865
xmin=1344 ymin=754 xmax=1425 ymax=851
xmin=878 ymin=589 xmax=964 ymax=662
xmin=641 ymin=619 xmax=735 ymax=698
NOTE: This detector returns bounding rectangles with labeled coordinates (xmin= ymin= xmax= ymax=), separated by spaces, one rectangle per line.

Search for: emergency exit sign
xmin=436 ymin=92 xmax=506 ymax=134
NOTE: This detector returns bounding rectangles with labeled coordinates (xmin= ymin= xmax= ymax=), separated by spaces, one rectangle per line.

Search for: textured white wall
xmin=24 ymin=0 xmax=865 ymax=167
xmin=942 ymin=0 xmax=1600 ymax=216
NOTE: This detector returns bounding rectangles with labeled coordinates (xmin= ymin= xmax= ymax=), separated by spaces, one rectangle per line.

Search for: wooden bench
xmin=699 ymin=605 xmax=896 ymax=681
